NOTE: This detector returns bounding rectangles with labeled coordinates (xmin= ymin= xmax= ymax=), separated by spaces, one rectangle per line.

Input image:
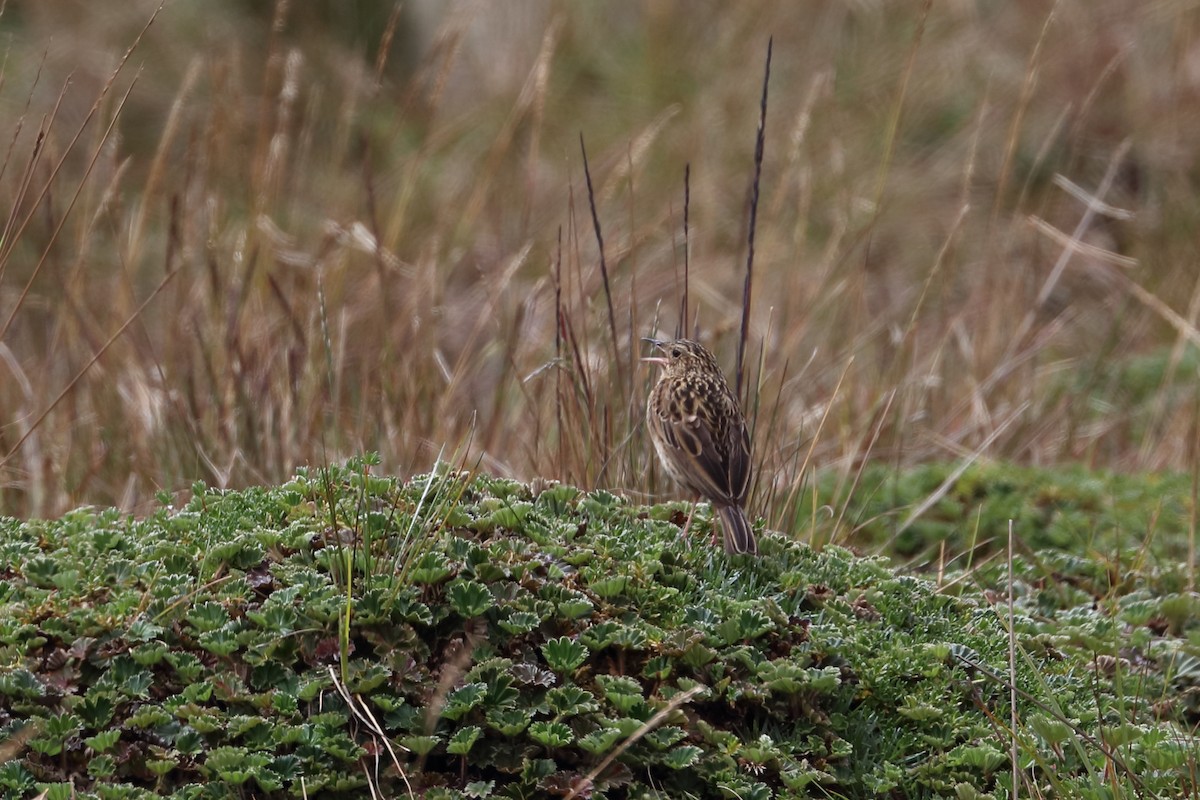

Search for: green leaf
xmin=185 ymin=601 xmax=230 ymax=633
xmin=535 ymin=484 xmax=578 ymax=514
xmin=485 ymin=708 xmax=532 ymax=736
xmin=147 ymin=756 xmax=179 ymax=777
xmin=197 ymin=627 xmax=240 ymax=657
xmin=610 ymin=624 xmax=648 ymax=650
xmin=644 ymin=726 xmax=686 ymax=749
xmin=84 ymin=729 xmax=122 ymax=752
xmin=897 ymin=696 xmax=943 ymax=722
xmin=642 ymin=655 xmax=673 ymax=680
xmin=580 ymin=621 xmax=619 ymax=650
xmin=29 ymin=737 xmax=63 ymax=757
xmin=546 ymin=685 xmax=598 ymax=717
xmin=465 ymin=780 xmax=495 ymax=798
xmin=520 ymin=758 xmax=556 ymax=782
xmin=542 ymin=636 xmax=588 ymax=672
xmin=0 ymin=669 xmax=44 ymax=700
xmin=441 ymin=682 xmax=488 ymax=721
xmin=410 ymin=551 xmax=453 ymax=585
xmin=447 ymin=579 xmax=494 ymax=618
xmin=612 ymin=717 xmax=646 ymax=736
xmin=588 ymin=576 xmax=631 ymax=598
xmin=488 ymin=501 xmax=533 ymax=530
xmin=481 ymin=671 xmax=520 ymax=708
xmin=76 ymin=691 xmax=117 ymax=728
xmin=757 ymin=660 xmax=807 ymax=694
xmin=596 ymin=675 xmax=645 ymax=715
xmin=805 ymin=666 xmax=841 ymax=692
xmin=0 ymin=761 xmax=34 ymax=794
xmin=345 ymin=662 xmax=392 ymax=693
xmin=130 ymin=641 xmax=169 ymax=666
xmin=447 ymin=726 xmax=482 ymax=756
xmin=86 ymin=754 xmax=116 ymax=778
xmin=663 ymin=745 xmax=702 ymax=769
xmin=528 ymin=720 xmax=573 ymax=747
xmin=579 ymin=728 xmax=622 ymax=754
xmin=498 ymin=610 xmax=541 ymax=635
xmin=126 ymin=617 xmax=164 ymax=643
xmin=400 ymin=735 xmax=440 ymax=756
xmin=166 ymin=652 xmax=205 ymax=682
xmin=952 ymin=744 xmax=1007 ymax=773
xmin=43 ymin=713 xmax=82 ymax=741
xmin=714 ymin=606 xmax=773 ymax=643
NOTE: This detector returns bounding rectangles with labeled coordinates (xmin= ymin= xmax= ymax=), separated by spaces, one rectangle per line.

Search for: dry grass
xmin=1 ymin=0 xmax=1198 ymax=526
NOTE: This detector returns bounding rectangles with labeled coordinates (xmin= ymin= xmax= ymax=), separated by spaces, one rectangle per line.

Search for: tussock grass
xmin=1 ymin=2 xmax=1198 ymax=539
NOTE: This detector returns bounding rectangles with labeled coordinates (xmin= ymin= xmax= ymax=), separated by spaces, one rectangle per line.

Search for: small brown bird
xmin=643 ymin=337 xmax=757 ymax=555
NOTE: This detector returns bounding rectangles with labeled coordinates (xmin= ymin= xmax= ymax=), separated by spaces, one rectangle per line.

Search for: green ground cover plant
xmin=2 ymin=460 xmax=1199 ymax=798
xmin=801 ymin=461 xmax=1198 ymax=566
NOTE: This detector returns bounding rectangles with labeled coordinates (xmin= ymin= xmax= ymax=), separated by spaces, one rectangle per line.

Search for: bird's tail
xmin=717 ymin=505 xmax=757 ymax=556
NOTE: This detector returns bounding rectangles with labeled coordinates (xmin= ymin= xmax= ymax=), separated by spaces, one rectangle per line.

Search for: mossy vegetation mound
xmin=1 ymin=459 xmax=1195 ymax=798
xmin=803 ymin=461 xmax=1195 ymax=564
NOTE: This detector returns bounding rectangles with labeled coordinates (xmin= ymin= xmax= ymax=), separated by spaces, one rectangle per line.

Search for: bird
xmin=643 ymin=337 xmax=757 ymax=555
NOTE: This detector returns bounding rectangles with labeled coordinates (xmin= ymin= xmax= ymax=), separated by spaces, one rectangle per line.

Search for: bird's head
xmin=641 ymin=338 xmax=720 ymax=375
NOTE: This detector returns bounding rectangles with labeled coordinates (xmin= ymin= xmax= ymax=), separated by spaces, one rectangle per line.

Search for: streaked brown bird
xmin=643 ymin=337 xmax=757 ymax=555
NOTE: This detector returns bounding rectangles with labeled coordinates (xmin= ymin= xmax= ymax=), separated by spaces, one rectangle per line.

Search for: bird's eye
xmin=671 ymin=347 xmax=682 ymax=358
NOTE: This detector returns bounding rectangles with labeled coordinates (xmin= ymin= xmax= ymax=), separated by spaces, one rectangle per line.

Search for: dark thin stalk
xmin=579 ymin=133 xmax=624 ymax=395
xmin=680 ymin=162 xmax=690 ymax=340
xmin=737 ymin=37 xmax=771 ymax=398
xmin=553 ymin=226 xmax=565 ymax=477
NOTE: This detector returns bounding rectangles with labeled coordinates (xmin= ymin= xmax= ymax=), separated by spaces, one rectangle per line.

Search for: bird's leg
xmin=679 ymin=499 xmax=699 ymax=543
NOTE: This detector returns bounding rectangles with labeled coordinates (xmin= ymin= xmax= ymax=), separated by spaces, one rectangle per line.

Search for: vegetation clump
xmin=2 ymin=459 xmax=1197 ymax=798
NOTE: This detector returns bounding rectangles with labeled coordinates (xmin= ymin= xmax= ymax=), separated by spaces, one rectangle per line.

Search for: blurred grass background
xmin=1 ymin=0 xmax=1198 ymax=528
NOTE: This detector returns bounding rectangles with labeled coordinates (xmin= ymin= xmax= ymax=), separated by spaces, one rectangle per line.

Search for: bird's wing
xmin=726 ymin=417 xmax=752 ymax=505
xmin=659 ymin=410 xmax=740 ymax=505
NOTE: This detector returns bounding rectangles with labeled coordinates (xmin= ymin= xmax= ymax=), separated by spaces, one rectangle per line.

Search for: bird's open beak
xmin=640 ymin=337 xmax=668 ymax=365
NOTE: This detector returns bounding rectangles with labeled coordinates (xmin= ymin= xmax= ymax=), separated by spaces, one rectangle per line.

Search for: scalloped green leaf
xmin=447 ymin=726 xmax=483 ymax=756
xmin=541 ymin=636 xmax=588 ymax=672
